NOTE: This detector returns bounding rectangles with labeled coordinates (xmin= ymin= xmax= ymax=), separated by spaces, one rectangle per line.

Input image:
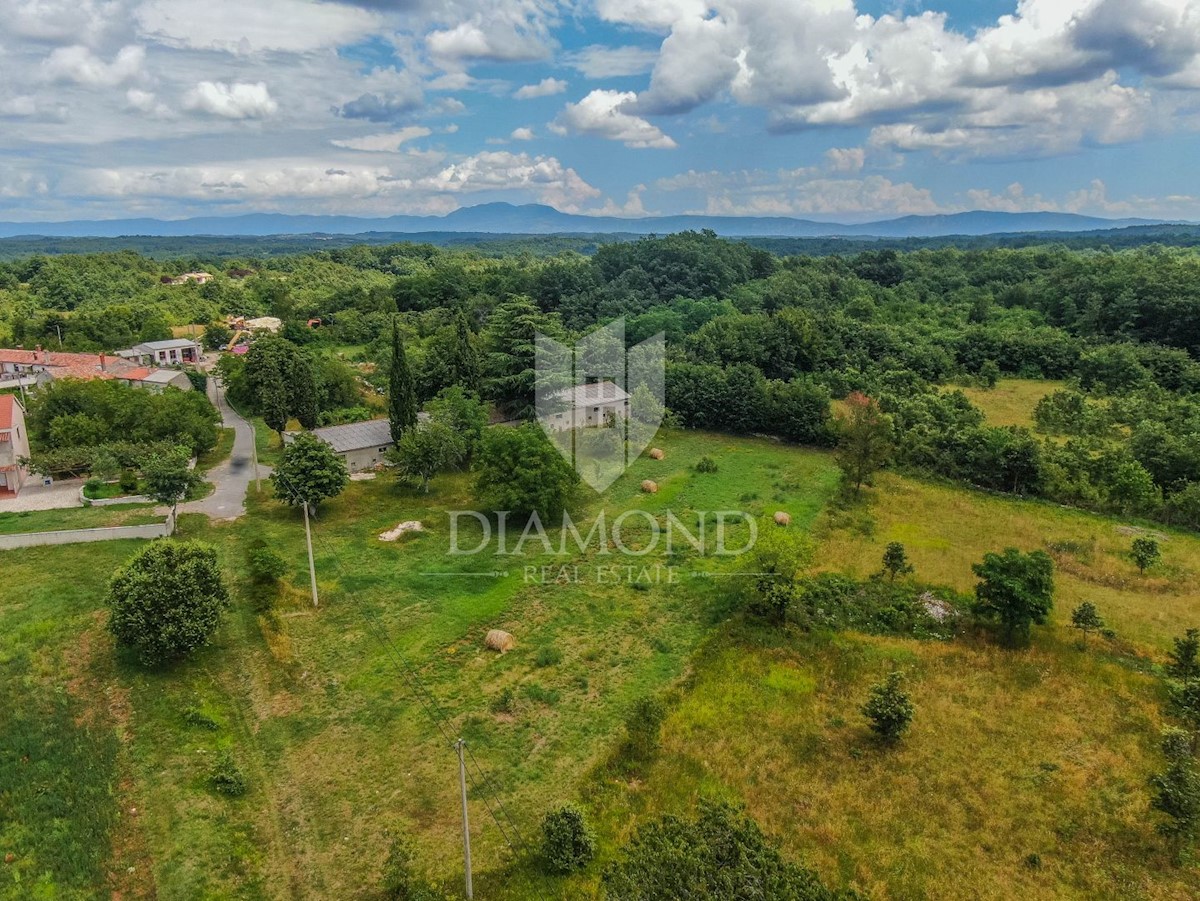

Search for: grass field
xmin=4 ymin=419 xmax=1200 ymax=900
xmin=957 ymin=379 xmax=1066 ymax=429
xmin=0 ymin=503 xmax=160 ymax=535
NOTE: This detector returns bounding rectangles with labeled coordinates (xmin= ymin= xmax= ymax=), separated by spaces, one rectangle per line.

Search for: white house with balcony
xmin=116 ymin=338 xmax=203 ymax=367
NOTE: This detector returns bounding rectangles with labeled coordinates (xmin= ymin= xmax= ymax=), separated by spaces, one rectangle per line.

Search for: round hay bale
xmin=485 ymin=630 xmax=514 ymax=653
xmin=649 ymin=448 xmax=665 ymax=460
xmin=774 ymin=511 xmax=792 ymax=527
xmin=641 ymin=480 xmax=659 ymax=494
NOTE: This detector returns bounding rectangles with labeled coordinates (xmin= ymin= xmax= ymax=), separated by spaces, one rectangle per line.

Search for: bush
xmin=489 ymin=686 xmax=515 ymax=715
xmin=248 ymin=546 xmax=288 ymax=585
xmin=862 ymin=672 xmax=915 ymax=745
xmin=210 ymin=750 xmax=247 ymax=797
xmin=1132 ymin=537 xmax=1162 ymax=574
xmin=119 ymin=469 xmax=139 ymax=494
xmin=541 ymin=804 xmax=597 ymax=874
xmin=106 ymin=541 xmax=231 ymax=667
xmin=625 ymin=696 xmax=666 ymax=759
xmin=695 ymin=455 xmax=719 ymax=473
xmin=603 ymin=801 xmax=847 ymax=900
xmin=182 ymin=705 xmax=219 ymax=730
xmin=534 ymin=645 xmax=563 ymax=668
xmin=382 ymin=834 xmax=447 ymax=901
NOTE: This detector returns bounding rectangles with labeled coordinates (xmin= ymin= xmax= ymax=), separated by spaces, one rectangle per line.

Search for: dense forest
xmin=4 ymin=233 xmax=1200 ymax=529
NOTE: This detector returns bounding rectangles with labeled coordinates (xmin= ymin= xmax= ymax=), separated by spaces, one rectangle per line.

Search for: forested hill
xmin=3 ymin=223 xmax=1200 ymax=261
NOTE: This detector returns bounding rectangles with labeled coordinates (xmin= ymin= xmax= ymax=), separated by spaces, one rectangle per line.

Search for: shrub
xmin=210 ymin=750 xmax=247 ymax=797
xmin=625 ymin=696 xmax=666 ymax=759
xmin=881 ymin=541 xmax=914 ymax=582
xmin=1070 ymin=602 xmax=1105 ymax=645
xmin=248 ymin=546 xmax=288 ymax=585
xmin=382 ymin=834 xmax=447 ymax=901
xmin=1168 ymin=629 xmax=1200 ymax=680
xmin=695 ymin=455 xmax=719 ymax=473
xmin=971 ymin=548 xmax=1055 ymax=647
xmin=489 ymin=686 xmax=515 ymax=715
xmin=1132 ymin=537 xmax=1162 ymax=574
xmin=603 ymin=801 xmax=845 ymax=900
xmin=862 ymin=672 xmax=914 ymax=745
xmin=534 ymin=645 xmax=563 ymax=668
xmin=540 ymin=804 xmax=597 ymax=874
xmin=106 ymin=541 xmax=231 ymax=667
xmin=119 ymin=469 xmax=139 ymax=494
xmin=182 ymin=705 xmax=219 ymax=730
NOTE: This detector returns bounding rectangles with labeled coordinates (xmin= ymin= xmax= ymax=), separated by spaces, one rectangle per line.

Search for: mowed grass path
xmin=92 ymin=430 xmax=841 ymax=898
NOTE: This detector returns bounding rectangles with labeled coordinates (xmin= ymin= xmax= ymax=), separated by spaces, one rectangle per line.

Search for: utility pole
xmin=456 ymin=739 xmax=474 ymax=900
xmin=302 ymin=501 xmax=319 ymax=607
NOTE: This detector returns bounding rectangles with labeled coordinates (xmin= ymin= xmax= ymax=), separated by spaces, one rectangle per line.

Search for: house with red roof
xmin=0 ymin=394 xmax=31 ymax=497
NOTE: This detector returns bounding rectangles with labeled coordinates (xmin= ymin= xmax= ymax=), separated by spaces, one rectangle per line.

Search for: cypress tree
xmin=389 ymin=319 xmax=418 ymax=442
xmin=450 ymin=309 xmax=480 ymax=388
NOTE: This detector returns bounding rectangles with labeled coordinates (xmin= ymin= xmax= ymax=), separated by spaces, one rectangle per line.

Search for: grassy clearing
xmin=0 ymin=429 xmax=837 ymax=898
xmin=818 ymin=474 xmax=1200 ymax=651
xmin=8 ymin=419 xmax=1200 ymax=900
xmin=0 ymin=504 xmax=159 ymax=535
xmin=0 ymin=541 xmax=154 ymax=901
xmin=957 ymin=379 xmax=1065 ymax=429
xmin=581 ymin=624 xmax=1189 ymax=901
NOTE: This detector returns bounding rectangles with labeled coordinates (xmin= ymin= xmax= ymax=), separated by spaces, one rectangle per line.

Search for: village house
xmin=116 ymin=338 xmax=203 ymax=367
xmin=543 ymin=380 xmax=631 ymax=431
xmin=286 ymin=415 xmax=429 ymax=473
xmin=0 ymin=394 xmax=31 ymax=498
xmin=0 ymin=347 xmax=193 ymax=391
xmin=118 ymin=368 xmax=195 ymax=393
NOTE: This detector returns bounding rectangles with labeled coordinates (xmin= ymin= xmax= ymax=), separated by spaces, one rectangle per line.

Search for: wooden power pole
xmin=456 ymin=739 xmax=474 ymax=899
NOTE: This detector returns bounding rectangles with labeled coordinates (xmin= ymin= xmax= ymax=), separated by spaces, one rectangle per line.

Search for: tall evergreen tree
xmin=482 ymin=296 xmax=559 ymax=420
xmin=290 ymin=352 xmax=320 ymax=431
xmin=450 ymin=308 xmax=480 ymax=388
xmin=389 ymin=319 xmax=418 ymax=443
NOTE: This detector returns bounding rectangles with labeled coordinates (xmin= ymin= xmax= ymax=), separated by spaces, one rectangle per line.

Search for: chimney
xmin=99 ymin=352 xmax=106 ymax=371
xmin=35 ymin=344 xmax=43 ymax=364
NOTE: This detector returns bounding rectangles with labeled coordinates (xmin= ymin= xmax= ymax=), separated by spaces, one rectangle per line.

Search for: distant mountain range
xmin=0 ymin=203 xmax=1180 ymax=240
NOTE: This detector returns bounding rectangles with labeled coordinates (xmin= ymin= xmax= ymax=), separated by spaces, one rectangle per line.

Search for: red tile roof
xmin=121 ymin=367 xmax=154 ymax=381
xmin=0 ymin=394 xmax=15 ymax=430
xmin=0 ymin=348 xmax=140 ymax=381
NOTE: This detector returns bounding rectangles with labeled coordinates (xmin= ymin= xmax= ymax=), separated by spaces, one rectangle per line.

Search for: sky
xmin=1 ymin=0 xmax=1200 ymax=223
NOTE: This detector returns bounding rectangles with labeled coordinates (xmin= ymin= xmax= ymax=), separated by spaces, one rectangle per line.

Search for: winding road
xmin=177 ymin=377 xmax=271 ymax=521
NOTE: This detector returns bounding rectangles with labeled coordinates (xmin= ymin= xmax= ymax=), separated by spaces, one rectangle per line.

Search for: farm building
xmin=543 ymin=380 xmax=631 ymax=431
xmin=287 ymin=416 xmax=431 ymax=472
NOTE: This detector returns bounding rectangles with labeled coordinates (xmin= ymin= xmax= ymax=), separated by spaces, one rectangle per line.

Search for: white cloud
xmin=426 ymin=14 xmax=553 ymax=65
xmin=555 ymin=89 xmax=677 ymax=149
xmin=510 ymin=126 xmax=536 ymax=140
xmin=514 ymin=77 xmax=567 ymax=99
xmin=825 ymin=147 xmax=865 ymax=172
xmin=600 ymin=0 xmax=1200 ymax=157
xmin=594 ymin=0 xmax=708 ymax=31
xmin=184 ymin=81 xmax=278 ymax=119
xmin=40 ymin=45 xmax=144 ymax=88
xmin=563 ymin=45 xmax=659 ymax=78
xmin=134 ymin=0 xmax=379 ymax=54
xmin=331 ymin=127 xmax=433 ymax=152
xmin=72 ymin=149 xmax=600 ymax=213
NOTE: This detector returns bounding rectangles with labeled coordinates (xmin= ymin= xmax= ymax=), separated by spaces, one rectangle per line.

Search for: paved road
xmin=177 ymin=377 xmax=271 ymax=521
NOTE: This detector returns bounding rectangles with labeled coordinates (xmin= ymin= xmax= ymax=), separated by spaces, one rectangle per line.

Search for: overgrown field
xmin=4 ymin=426 xmax=1200 ymax=899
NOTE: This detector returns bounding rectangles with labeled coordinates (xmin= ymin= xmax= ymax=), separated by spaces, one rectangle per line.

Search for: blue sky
xmin=0 ymin=0 xmax=1198 ymax=222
